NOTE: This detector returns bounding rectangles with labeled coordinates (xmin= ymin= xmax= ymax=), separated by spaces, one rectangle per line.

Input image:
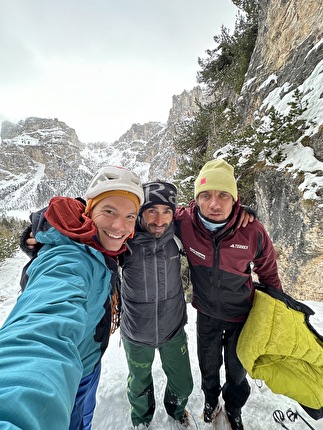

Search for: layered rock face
xmin=255 ymin=169 xmax=322 ymax=301
xmin=242 ymin=0 xmax=323 ymax=106
xmin=242 ymin=0 xmax=323 ymax=300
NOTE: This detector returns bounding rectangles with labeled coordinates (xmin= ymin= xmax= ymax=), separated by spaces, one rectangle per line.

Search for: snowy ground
xmin=0 ymin=250 xmax=322 ymax=430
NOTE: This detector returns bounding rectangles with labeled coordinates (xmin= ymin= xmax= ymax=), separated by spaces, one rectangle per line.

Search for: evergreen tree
xmin=197 ymin=0 xmax=259 ymax=94
xmin=174 ymin=0 xmax=259 ymax=203
xmin=0 ymin=217 xmax=28 ymax=263
xmin=173 ymin=102 xmax=217 ymax=203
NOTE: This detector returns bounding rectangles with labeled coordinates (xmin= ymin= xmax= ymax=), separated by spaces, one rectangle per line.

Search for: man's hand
xmin=20 ymin=226 xmax=41 ymax=258
xmin=26 ymin=232 xmax=37 ymax=250
xmin=237 ymin=208 xmax=255 ymax=228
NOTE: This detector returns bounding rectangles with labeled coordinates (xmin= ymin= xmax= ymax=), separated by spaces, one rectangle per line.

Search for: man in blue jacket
xmin=0 ymin=165 xmax=144 ymax=430
xmin=121 ymin=181 xmax=193 ymax=429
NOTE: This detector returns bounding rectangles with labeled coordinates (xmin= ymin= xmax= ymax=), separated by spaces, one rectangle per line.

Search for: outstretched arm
xmin=0 ymin=248 xmax=94 ymax=429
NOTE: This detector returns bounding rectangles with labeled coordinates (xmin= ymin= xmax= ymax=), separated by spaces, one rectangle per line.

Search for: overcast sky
xmin=0 ymin=0 xmax=237 ymax=143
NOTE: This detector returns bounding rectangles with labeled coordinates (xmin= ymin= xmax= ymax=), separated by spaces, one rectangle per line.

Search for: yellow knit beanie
xmin=194 ymin=159 xmax=238 ymax=201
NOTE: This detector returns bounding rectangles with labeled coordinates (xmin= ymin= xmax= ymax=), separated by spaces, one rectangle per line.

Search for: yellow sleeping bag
xmin=237 ymin=284 xmax=323 ymax=420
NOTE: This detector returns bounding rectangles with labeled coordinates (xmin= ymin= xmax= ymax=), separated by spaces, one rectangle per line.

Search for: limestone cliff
xmin=239 ymin=0 xmax=323 ymax=300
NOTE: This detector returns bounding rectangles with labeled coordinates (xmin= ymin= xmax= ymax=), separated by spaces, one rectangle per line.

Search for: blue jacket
xmin=0 ymin=207 xmax=116 ymax=429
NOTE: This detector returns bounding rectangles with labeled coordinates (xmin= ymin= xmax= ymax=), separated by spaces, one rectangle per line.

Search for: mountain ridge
xmin=0 ymin=86 xmax=204 ymax=217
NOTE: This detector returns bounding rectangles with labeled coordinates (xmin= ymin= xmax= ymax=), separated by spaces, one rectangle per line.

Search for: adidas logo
xmin=230 ymin=243 xmax=249 ymax=249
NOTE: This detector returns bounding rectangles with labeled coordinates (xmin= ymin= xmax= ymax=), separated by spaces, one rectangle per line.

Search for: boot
xmin=202 ymin=403 xmax=221 ymax=423
xmin=226 ymin=410 xmax=244 ymax=430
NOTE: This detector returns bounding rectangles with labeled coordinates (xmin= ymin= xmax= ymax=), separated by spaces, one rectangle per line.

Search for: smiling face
xmin=140 ymin=204 xmax=173 ymax=238
xmin=90 ymin=195 xmax=138 ymax=251
xmin=197 ymin=190 xmax=234 ymax=222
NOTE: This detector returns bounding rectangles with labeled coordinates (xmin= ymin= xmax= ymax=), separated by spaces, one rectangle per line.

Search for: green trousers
xmin=123 ymin=329 xmax=193 ymax=427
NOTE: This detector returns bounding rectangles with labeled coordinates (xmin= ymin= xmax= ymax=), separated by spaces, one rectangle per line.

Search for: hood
xmin=44 ymin=196 xmax=127 ymax=258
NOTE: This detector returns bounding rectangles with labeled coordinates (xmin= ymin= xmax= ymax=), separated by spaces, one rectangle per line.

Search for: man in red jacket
xmin=174 ymin=159 xmax=282 ymax=430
